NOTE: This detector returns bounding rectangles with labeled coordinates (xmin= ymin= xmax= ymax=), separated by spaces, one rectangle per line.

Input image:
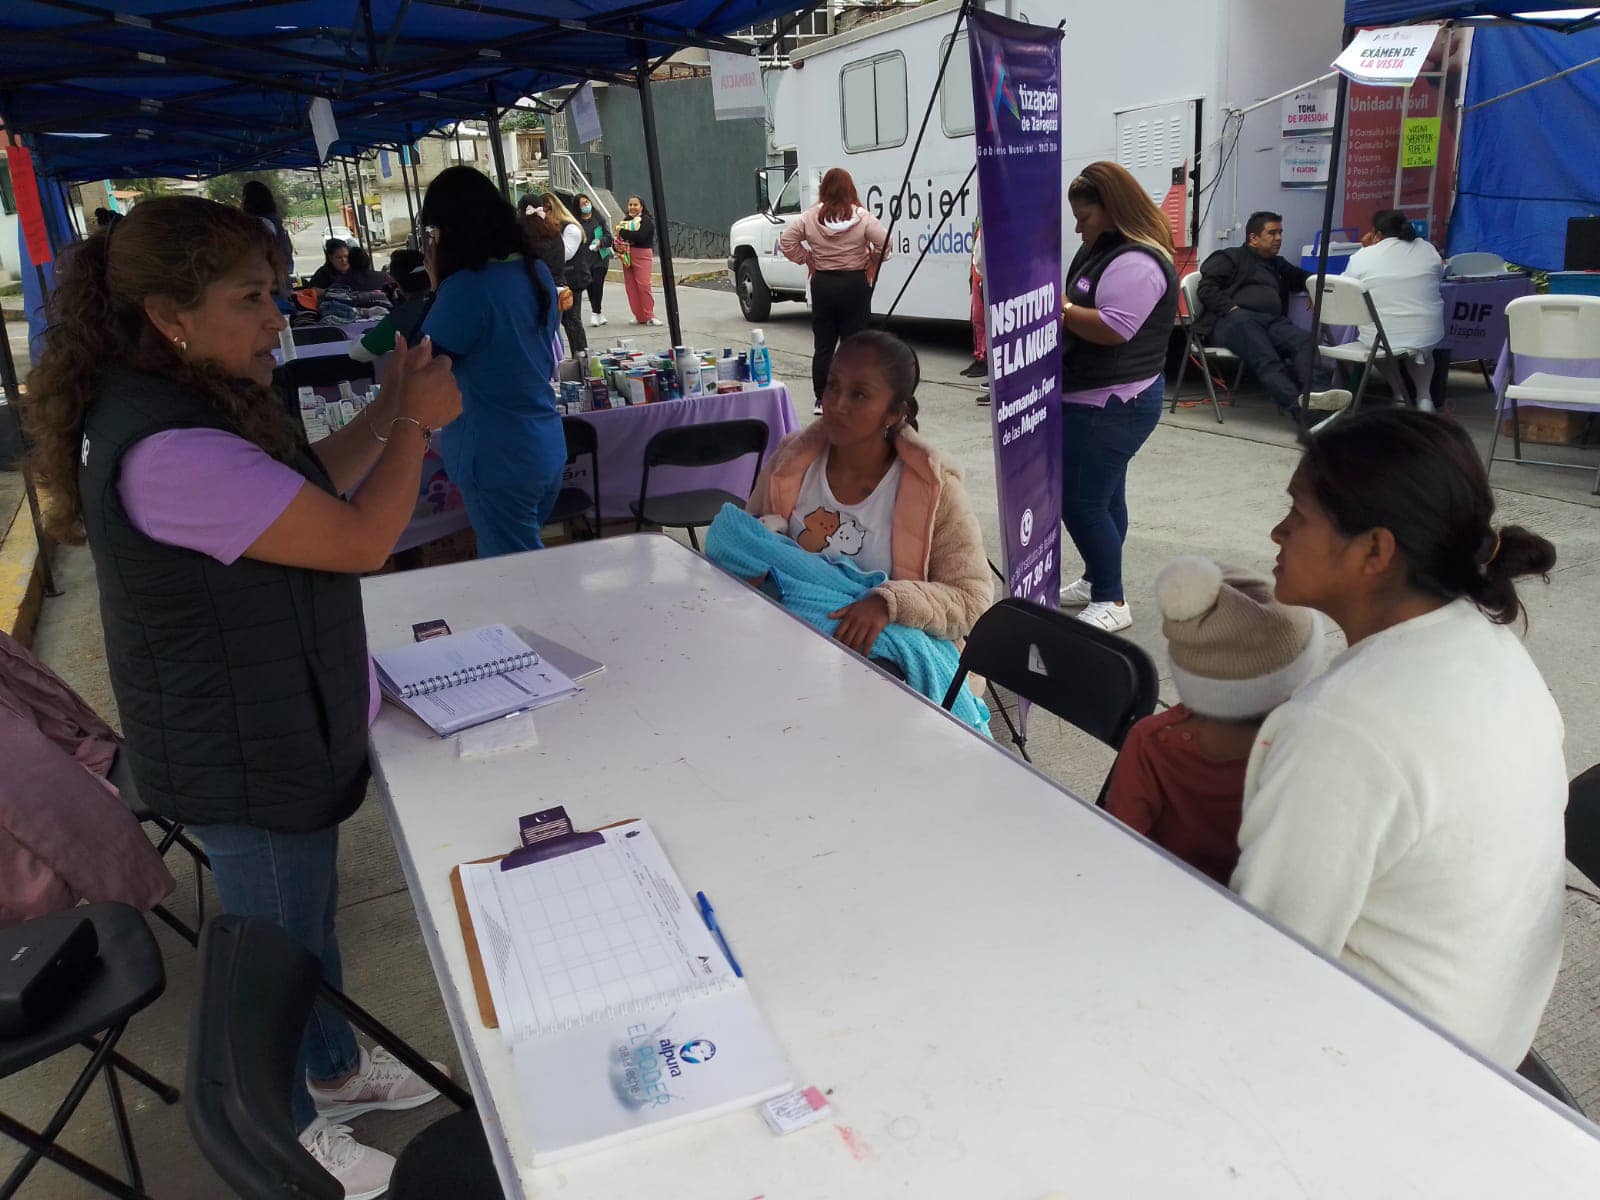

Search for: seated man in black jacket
xmin=1195 ymin=211 xmax=1348 ymax=424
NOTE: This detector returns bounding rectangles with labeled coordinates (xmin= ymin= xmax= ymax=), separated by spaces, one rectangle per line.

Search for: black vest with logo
xmin=78 ymin=369 xmax=370 ymax=833
xmin=1060 ymin=233 xmax=1180 ymax=394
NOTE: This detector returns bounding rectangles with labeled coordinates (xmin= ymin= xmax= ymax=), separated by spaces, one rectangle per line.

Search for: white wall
xmin=0 ymin=212 xmax=17 ymax=280
xmin=1212 ymin=0 xmax=1348 ymax=256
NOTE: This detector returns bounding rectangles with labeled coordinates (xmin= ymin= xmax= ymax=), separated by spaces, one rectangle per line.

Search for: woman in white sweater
xmin=1341 ymin=208 xmax=1444 ymax=409
xmin=1232 ymin=409 xmax=1564 ymax=1069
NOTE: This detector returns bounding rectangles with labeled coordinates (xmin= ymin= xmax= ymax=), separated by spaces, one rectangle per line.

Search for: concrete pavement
xmin=5 ymin=281 xmax=1599 ymax=1194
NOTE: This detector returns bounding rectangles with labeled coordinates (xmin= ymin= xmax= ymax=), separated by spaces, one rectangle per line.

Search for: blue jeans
xmin=189 ymin=822 xmax=360 ymax=1134
xmin=462 ymin=472 xmax=565 ymax=558
xmin=1059 ymin=379 xmax=1164 ymax=603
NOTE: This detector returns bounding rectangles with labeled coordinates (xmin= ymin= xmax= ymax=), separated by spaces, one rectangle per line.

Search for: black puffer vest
xmin=78 ymin=369 xmax=370 ymax=832
xmin=1061 ymin=233 xmax=1179 ymax=394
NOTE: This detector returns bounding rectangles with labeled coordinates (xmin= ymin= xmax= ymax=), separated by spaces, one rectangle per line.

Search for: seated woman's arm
xmin=871 ymin=473 xmax=993 ymax=641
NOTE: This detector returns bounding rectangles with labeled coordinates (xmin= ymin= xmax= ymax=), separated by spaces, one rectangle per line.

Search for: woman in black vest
xmin=1058 ymin=161 xmax=1180 ymax=632
xmin=22 ymin=197 xmax=461 ymax=1195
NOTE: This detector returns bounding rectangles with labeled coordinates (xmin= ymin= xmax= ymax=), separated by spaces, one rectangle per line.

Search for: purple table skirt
xmin=561 ymin=383 xmax=801 ymax=521
xmin=1490 ymin=346 xmax=1600 ymax=415
xmin=1290 ymin=276 xmax=1535 ymax=358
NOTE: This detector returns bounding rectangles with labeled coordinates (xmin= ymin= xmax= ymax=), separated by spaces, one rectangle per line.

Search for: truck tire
xmin=736 ymin=257 xmax=773 ymax=322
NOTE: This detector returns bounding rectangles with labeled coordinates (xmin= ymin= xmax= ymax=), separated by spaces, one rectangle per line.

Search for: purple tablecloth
xmin=1291 ymin=276 xmax=1535 ymax=358
xmin=1490 ymin=346 xmax=1600 ymax=415
xmin=561 ymin=383 xmax=801 ymax=521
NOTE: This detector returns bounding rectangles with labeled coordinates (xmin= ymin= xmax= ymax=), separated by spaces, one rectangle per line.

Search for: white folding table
xmin=361 ymin=535 xmax=1600 ymax=1199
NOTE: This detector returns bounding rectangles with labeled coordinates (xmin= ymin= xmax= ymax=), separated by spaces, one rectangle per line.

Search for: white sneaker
xmin=1416 ymin=395 xmax=1436 ymax=413
xmin=647 ymin=317 xmax=663 ymax=326
xmin=589 ymin=314 xmax=602 ymax=327
xmin=1307 ymin=388 xmax=1353 ymax=413
xmin=1078 ymin=600 xmax=1132 ymax=632
xmin=310 ymin=1046 xmax=446 ymax=1122
xmin=812 ymin=401 xmax=823 ymax=416
xmin=1059 ymin=576 xmax=1093 ymax=607
xmin=299 ymin=1117 xmax=394 ymax=1200
xmin=596 ymin=313 xmax=608 ymax=326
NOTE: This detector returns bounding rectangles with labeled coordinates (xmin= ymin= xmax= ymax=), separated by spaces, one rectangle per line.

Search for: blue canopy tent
xmin=0 ymin=0 xmax=822 ymax=606
xmin=0 ymin=0 xmax=828 ymax=341
xmin=1295 ymin=4 xmax=1600 ymax=408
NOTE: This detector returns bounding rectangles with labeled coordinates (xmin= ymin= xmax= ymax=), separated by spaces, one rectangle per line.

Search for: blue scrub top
xmin=422 ymin=256 xmax=564 ymax=491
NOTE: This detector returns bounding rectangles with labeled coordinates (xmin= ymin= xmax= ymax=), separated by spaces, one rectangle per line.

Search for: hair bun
xmin=1155 ymin=556 xmax=1224 ymax=622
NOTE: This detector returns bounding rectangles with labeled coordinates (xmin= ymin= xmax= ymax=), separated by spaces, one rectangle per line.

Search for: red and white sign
xmin=708 ymin=50 xmax=765 ymax=122
xmin=1282 ymin=88 xmax=1337 ymax=136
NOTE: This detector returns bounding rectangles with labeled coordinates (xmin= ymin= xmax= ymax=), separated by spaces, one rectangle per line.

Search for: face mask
xmin=579 ymin=203 xmax=592 ymax=215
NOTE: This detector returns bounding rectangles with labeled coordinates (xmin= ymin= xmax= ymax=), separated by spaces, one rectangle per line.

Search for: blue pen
xmin=696 ymin=890 xmax=744 ymax=978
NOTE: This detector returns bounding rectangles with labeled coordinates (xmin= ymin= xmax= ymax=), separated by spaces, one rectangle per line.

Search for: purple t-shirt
xmin=119 ymin=428 xmax=381 ymax=725
xmin=1062 ymin=252 xmax=1170 ymax=409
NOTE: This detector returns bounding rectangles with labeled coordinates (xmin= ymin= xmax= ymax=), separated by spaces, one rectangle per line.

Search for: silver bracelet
xmin=370 ymin=415 xmax=433 ymax=451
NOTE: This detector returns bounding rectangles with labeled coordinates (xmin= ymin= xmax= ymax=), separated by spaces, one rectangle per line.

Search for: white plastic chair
xmin=1168 ymin=271 xmax=1231 ymax=424
xmin=1443 ymin=251 xmax=1509 ymax=279
xmin=1486 ymin=294 xmax=1600 ymax=495
xmin=1311 ymin=274 xmax=1421 ymax=412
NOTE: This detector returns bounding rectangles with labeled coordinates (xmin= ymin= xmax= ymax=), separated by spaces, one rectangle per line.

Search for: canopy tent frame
xmin=1301 ymin=5 xmax=1600 ymax=414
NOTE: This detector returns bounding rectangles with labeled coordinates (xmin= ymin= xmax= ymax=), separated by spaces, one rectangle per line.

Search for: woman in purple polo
xmin=1057 ymin=161 xmax=1180 ymax=633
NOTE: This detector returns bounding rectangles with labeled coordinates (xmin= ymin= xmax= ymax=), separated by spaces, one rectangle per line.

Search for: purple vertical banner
xmin=969 ymin=12 xmax=1064 ymax=608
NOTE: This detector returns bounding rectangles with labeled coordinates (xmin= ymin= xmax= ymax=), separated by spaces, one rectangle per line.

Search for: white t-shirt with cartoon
xmin=787 ymin=449 xmax=903 ymax=578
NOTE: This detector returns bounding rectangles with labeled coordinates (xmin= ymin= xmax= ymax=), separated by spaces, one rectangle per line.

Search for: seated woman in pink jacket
xmin=746 ymin=330 xmax=991 ymax=653
xmin=778 ymin=168 xmax=891 ymax=415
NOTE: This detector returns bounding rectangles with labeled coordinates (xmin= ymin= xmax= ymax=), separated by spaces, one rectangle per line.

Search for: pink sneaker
xmin=299 ymin=1117 xmax=394 ymax=1200
xmin=309 ymin=1046 xmax=446 ymax=1122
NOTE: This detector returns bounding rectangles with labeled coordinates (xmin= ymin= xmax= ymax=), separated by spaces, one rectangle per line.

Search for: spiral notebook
xmin=456 ymin=821 xmax=792 ymax=1163
xmin=374 ymin=623 xmax=581 ymax=736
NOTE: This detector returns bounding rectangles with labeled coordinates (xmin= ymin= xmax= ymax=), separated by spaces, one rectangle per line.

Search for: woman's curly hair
xmin=21 ymin=195 xmax=296 ymax=544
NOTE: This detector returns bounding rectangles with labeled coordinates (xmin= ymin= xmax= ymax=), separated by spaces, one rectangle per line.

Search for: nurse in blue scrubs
xmin=421 ymin=166 xmax=565 ymax=557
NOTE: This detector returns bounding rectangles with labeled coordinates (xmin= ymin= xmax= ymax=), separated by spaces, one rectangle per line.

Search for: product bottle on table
xmin=749 ymin=329 xmax=772 ymax=386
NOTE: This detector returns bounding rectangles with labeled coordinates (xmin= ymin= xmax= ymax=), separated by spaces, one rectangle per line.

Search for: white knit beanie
xmin=1154 ymin=556 xmax=1324 ymax=720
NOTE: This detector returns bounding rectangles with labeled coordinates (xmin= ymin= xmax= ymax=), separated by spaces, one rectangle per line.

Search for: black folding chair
xmin=941 ymin=598 xmax=1159 ymax=767
xmin=1518 ymin=1049 xmax=1584 ymax=1115
xmin=630 ymin=418 xmax=770 ymax=551
xmin=546 ymin=416 xmax=602 ymax=539
xmin=291 ymin=326 xmax=351 ymax=347
xmin=1 ymin=904 xmax=179 ymax=1200
xmin=1566 ymin=761 xmax=1600 ymax=888
xmin=281 ymin=355 xmax=376 ymax=392
xmin=188 ymin=916 xmax=499 ymax=1200
xmin=110 ymin=750 xmax=210 ymax=947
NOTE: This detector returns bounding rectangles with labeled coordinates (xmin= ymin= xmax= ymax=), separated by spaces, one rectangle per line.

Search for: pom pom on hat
xmin=1154 ymin=556 xmax=1224 ymax=623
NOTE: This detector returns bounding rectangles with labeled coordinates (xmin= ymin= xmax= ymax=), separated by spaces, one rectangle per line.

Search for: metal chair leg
xmin=1484 ymin=393 xmax=1505 ymax=479
xmin=1511 ymin=395 xmax=1523 ymax=461
xmin=1 ymin=1023 xmax=130 ymax=1198
xmin=986 ymin=685 xmax=1029 ymax=763
xmin=1171 ymin=342 xmax=1189 ymax=412
xmin=687 ymin=525 xmax=701 ymax=552
xmin=317 ymin=983 xmax=474 ymax=1111
xmin=1201 ymin=351 xmax=1224 ymax=424
xmin=81 ymin=1038 xmax=181 ymax=1105
xmin=103 ymin=1063 xmax=144 ymax=1194
xmin=0 ymin=1110 xmax=150 ymax=1200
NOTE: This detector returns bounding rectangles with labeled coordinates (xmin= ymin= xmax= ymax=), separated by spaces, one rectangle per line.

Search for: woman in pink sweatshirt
xmin=778 ymin=168 xmax=891 ymax=414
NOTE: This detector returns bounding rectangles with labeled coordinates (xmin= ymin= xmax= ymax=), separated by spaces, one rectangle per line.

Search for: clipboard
xmin=449 ymin=813 xmax=640 ymax=1029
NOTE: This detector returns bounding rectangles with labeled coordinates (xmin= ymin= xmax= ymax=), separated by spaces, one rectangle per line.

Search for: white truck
xmin=728 ymin=0 xmax=1344 ymax=323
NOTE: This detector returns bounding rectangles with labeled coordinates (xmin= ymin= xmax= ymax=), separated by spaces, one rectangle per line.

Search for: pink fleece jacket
xmin=778 ymin=205 xmax=891 ymax=275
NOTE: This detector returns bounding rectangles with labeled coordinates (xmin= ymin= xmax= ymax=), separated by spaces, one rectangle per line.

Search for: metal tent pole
xmin=339 ymin=157 xmax=362 ymax=248
xmin=1301 ymin=62 xmax=1352 ymax=419
xmin=314 ymin=160 xmax=335 ymax=237
xmin=0 ymin=307 xmax=60 ymax=597
xmin=485 ymin=94 xmax=511 ymax=200
xmin=396 ymin=144 xmax=419 ymax=247
xmin=635 ymin=45 xmax=682 ymax=347
xmin=353 ymin=155 xmax=372 ymax=249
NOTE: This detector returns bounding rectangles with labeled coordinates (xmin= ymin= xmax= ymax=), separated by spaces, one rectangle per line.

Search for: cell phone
xmin=412 ymin=619 xmax=452 ymax=643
